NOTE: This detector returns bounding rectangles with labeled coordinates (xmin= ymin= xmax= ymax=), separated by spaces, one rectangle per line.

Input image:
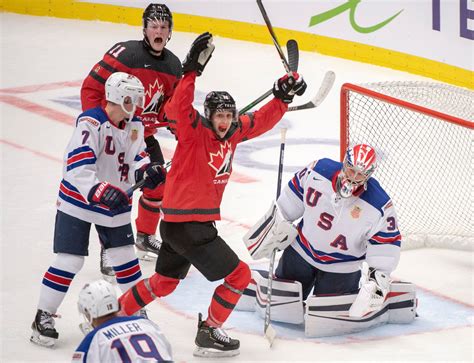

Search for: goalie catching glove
xmin=182 ymin=32 xmax=215 ymax=76
xmin=349 ymin=262 xmax=391 ymax=317
xmin=243 ymin=201 xmax=297 ymax=260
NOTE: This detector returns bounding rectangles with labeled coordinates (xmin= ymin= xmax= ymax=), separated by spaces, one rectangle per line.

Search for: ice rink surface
xmin=1 ymin=13 xmax=473 ymax=362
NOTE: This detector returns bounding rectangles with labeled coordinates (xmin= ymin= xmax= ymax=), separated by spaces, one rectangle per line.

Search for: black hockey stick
xmin=239 ymin=39 xmax=299 ymax=115
xmin=257 ymin=0 xmax=291 ymax=74
xmin=126 ymin=160 xmax=172 ymax=197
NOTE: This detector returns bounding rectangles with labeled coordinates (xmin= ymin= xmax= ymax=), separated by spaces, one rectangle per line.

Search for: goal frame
xmin=340 ymin=83 xmax=473 ymax=161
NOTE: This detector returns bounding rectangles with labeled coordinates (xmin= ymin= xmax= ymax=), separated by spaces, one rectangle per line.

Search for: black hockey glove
xmin=182 ymin=32 xmax=215 ymax=76
xmin=88 ymin=182 xmax=129 ymax=211
xmin=135 ymin=162 xmax=167 ymax=190
xmin=272 ymin=72 xmax=307 ymax=103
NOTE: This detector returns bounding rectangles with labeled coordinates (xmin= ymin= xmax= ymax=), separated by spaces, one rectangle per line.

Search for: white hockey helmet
xmin=105 ymin=72 xmax=145 ymax=120
xmin=77 ymin=280 xmax=119 ymax=323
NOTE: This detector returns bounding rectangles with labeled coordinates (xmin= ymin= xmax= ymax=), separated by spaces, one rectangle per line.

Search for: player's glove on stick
xmin=182 ymin=32 xmax=215 ymax=76
xmin=135 ymin=162 xmax=167 ymax=190
xmin=272 ymin=72 xmax=307 ymax=103
xmin=88 ymin=182 xmax=129 ymax=211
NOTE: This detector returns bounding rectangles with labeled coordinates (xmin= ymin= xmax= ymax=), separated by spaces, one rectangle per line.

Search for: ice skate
xmin=30 ymin=309 xmax=59 ymax=348
xmin=135 ymin=232 xmax=161 ymax=261
xmin=100 ymin=247 xmax=115 ymax=283
xmin=193 ymin=313 xmax=240 ymax=357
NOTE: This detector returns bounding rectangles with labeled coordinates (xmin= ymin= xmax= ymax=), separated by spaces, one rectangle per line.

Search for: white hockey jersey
xmin=278 ymin=158 xmax=401 ymax=274
xmin=72 ymin=316 xmax=173 ymax=363
xmin=57 ymin=107 xmax=148 ymax=227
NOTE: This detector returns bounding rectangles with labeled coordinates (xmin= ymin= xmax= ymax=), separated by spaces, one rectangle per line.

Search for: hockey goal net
xmin=340 ymin=82 xmax=473 ymax=250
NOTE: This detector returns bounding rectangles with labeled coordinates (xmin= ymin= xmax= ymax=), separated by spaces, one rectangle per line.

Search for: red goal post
xmin=340 ymin=82 xmax=473 ymax=250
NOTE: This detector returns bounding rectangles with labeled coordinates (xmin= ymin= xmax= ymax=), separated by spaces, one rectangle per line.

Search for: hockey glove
xmin=182 ymin=32 xmax=215 ymax=76
xmin=88 ymin=182 xmax=129 ymax=211
xmin=135 ymin=162 xmax=167 ymax=190
xmin=272 ymin=72 xmax=307 ymax=103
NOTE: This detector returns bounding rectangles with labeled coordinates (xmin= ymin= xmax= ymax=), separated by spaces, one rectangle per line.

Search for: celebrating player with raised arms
xmin=117 ymin=31 xmax=307 ymax=357
xmin=72 ymin=280 xmax=173 ymax=362
xmin=242 ymin=144 xmax=412 ymax=336
xmin=30 ymin=73 xmax=166 ymax=347
xmin=81 ymin=3 xmax=182 ymax=274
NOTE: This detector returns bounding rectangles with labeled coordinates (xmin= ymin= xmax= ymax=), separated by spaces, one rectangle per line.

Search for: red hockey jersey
xmin=81 ymin=40 xmax=182 ymax=126
xmin=162 ymin=72 xmax=288 ymax=222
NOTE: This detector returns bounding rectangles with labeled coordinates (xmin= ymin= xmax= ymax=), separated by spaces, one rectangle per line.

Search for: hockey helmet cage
xmin=105 ymin=72 xmax=145 ymax=120
xmin=77 ymin=280 xmax=119 ymax=323
xmin=204 ymin=91 xmax=237 ymax=122
xmin=337 ymin=144 xmax=377 ymax=198
xmin=143 ymin=3 xmax=173 ymax=30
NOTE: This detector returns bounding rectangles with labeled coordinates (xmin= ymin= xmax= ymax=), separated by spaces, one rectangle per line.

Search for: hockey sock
xmin=37 ymin=253 xmax=85 ymax=314
xmin=135 ymin=195 xmax=161 ymax=235
xmin=107 ymin=245 xmax=142 ymax=293
xmin=207 ymin=261 xmax=251 ymax=327
xmin=119 ymin=272 xmax=179 ymax=316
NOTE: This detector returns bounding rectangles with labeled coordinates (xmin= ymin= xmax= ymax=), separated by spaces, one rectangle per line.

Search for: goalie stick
xmin=239 ymin=39 xmax=299 ymax=115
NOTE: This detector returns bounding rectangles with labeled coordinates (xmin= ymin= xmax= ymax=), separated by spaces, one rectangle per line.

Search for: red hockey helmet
xmin=337 ymin=144 xmax=377 ymax=198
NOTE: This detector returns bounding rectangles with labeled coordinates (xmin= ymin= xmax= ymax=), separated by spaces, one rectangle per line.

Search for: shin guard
xmin=207 ymin=261 xmax=251 ymax=327
xmin=119 ymin=272 xmax=179 ymax=316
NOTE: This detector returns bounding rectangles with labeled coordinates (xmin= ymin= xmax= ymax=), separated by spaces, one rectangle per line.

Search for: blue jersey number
xmin=111 ymin=334 xmax=164 ymax=362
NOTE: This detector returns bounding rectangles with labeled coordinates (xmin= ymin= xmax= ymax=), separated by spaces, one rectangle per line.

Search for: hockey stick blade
xmin=287 ymin=71 xmax=336 ymax=112
xmin=286 ymin=39 xmax=299 ymax=73
xmin=265 ymin=323 xmax=277 ymax=347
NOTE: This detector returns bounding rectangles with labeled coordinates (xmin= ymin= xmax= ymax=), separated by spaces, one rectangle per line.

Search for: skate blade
xmin=79 ymin=322 xmax=94 ymax=336
xmin=193 ymin=346 xmax=240 ymax=358
xmin=136 ymin=249 xmax=158 ymax=261
xmin=101 ymin=273 xmax=116 ymax=284
xmin=30 ymin=330 xmax=56 ymax=348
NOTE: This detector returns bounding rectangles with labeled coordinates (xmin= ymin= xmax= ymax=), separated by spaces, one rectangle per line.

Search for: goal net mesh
xmin=341 ymin=82 xmax=473 ymax=250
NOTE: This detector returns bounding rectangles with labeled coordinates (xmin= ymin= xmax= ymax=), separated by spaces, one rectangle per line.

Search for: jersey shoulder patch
xmin=77 ymin=107 xmax=108 ymax=127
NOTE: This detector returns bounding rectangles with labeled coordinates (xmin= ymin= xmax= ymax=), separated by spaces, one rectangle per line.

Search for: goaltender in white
xmin=239 ymin=144 xmax=416 ymax=337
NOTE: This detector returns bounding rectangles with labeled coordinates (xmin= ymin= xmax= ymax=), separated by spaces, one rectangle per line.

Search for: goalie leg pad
xmin=253 ymin=270 xmax=304 ymax=324
xmin=304 ymin=281 xmax=416 ymax=337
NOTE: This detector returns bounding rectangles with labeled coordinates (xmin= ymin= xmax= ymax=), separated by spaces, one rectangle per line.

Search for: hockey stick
xmin=239 ymin=39 xmax=299 ymax=115
xmin=126 ymin=160 xmax=172 ymax=197
xmin=263 ymin=128 xmax=287 ymax=347
xmin=257 ymin=0 xmax=291 ymax=74
xmin=288 ymin=71 xmax=336 ymax=112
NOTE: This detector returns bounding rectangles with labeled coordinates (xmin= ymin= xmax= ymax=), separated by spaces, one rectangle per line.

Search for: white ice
xmin=1 ymin=13 xmax=472 ymax=362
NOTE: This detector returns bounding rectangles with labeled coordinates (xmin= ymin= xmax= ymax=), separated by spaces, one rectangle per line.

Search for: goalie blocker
xmin=236 ymin=270 xmax=416 ymax=337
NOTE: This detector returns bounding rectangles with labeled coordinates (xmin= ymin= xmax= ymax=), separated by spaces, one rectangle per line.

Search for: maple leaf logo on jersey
xmin=208 ymin=141 xmax=233 ymax=177
xmin=142 ymin=79 xmax=165 ymax=115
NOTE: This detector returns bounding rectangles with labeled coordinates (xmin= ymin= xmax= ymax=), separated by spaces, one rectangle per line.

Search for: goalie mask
xmin=105 ymin=72 xmax=145 ymax=121
xmin=77 ymin=280 xmax=119 ymax=324
xmin=336 ymin=144 xmax=377 ymax=198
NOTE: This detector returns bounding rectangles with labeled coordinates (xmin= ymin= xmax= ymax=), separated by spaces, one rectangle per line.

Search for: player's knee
xmin=225 ymin=261 xmax=251 ymax=291
xmin=149 ymin=272 xmax=180 ymax=297
xmin=53 ymin=253 xmax=85 ymax=274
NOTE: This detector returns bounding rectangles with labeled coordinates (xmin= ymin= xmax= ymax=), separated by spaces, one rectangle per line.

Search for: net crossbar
xmin=340 ymin=82 xmax=473 ymax=250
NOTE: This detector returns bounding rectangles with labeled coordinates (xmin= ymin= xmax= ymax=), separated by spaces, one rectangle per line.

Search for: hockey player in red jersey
xmin=117 ymin=32 xmax=307 ymax=357
xmin=81 ymin=4 xmax=182 ymax=271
